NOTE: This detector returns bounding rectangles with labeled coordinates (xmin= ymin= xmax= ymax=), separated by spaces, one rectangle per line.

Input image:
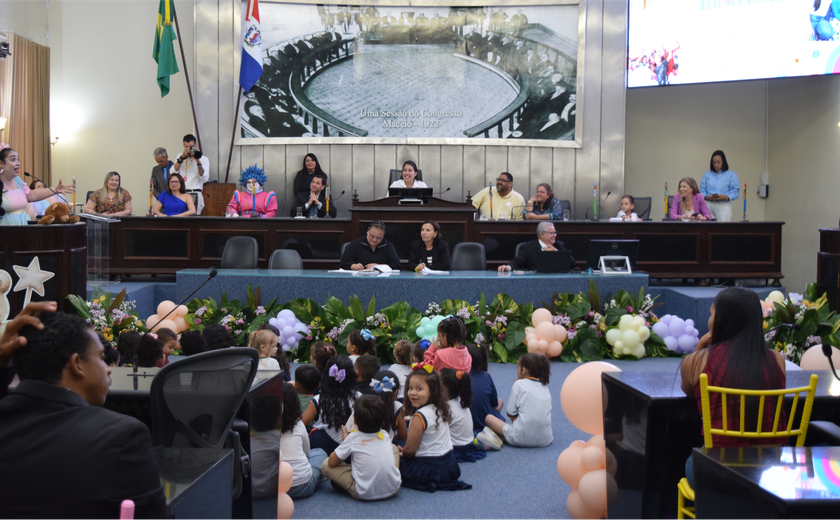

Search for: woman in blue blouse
xmin=524 ymin=183 xmax=563 ymax=220
xmin=153 ymin=173 xmax=196 ymax=217
xmin=699 ymin=150 xmax=739 ymax=222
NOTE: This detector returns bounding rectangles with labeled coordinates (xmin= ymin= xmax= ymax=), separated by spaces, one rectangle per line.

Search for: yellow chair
xmin=676 ymin=372 xmax=819 ymax=519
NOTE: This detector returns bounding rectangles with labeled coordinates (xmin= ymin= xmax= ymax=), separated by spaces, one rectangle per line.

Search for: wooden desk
xmin=602 ymin=370 xmax=840 ymax=519
xmin=693 ymin=446 xmax=840 ymax=518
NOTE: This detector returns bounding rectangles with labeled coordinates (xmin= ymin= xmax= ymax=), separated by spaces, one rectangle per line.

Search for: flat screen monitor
xmin=388 ymin=187 xmax=434 ymax=201
xmin=627 ymin=1 xmax=840 ymax=88
xmin=587 ymin=239 xmax=640 ymax=270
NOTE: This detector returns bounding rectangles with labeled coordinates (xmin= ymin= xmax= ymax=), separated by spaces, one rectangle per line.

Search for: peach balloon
xmin=525 ymin=333 xmax=536 ymax=345
xmin=581 ymin=445 xmax=605 ymax=471
xmin=145 ymin=314 xmax=160 ymax=329
xmin=154 ymin=319 xmax=178 ymax=333
xmin=547 ymin=340 xmax=563 ymax=358
xmin=527 ymin=339 xmax=540 ymax=352
xmin=566 ymin=489 xmax=603 ymax=520
xmin=531 ymin=308 xmax=553 ymax=326
xmin=557 ymin=444 xmax=588 ymax=488
xmin=555 ymin=324 xmax=568 ymax=343
xmin=578 ymin=469 xmax=608 ymax=512
xmin=537 ymin=339 xmax=548 ymax=352
xmin=175 ymin=304 xmax=189 ymax=317
xmin=278 ymin=461 xmax=294 ymax=493
xmin=587 ymin=434 xmax=605 ymax=450
xmin=276 ymin=492 xmax=295 ymax=519
xmin=535 ymin=321 xmax=556 ymax=342
xmin=560 ymin=362 xmax=622 ymax=435
xmin=571 ymin=439 xmax=589 ymax=449
xmin=173 ymin=316 xmax=188 ymax=332
xmin=605 ymin=447 xmax=617 ymax=476
xmin=800 ymin=344 xmax=840 ymax=370
xmin=156 ymin=300 xmax=176 ymax=318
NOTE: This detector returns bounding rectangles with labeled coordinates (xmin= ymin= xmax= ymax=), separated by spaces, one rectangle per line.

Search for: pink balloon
xmin=537 ymin=339 xmax=548 ymax=352
xmin=527 ymin=339 xmax=540 ymax=352
xmin=566 ymin=489 xmax=603 ymax=519
xmin=800 ymin=345 xmax=840 ymax=370
xmin=173 ymin=316 xmax=188 ymax=332
xmin=276 ymin=492 xmax=294 ymax=519
xmin=560 ymin=362 xmax=622 ymax=435
xmin=155 ymin=319 xmax=178 ymax=334
xmin=605 ymin=447 xmax=617 ymax=476
xmin=535 ymin=321 xmax=556 ymax=342
xmin=557 ymin=444 xmax=587 ymax=488
xmin=555 ymin=325 xmax=568 ymax=343
xmin=571 ymin=439 xmax=588 ymax=449
xmin=156 ymin=301 xmax=176 ymax=319
xmin=145 ymin=314 xmax=160 ymax=329
xmin=578 ymin=469 xmax=608 ymax=512
xmin=278 ymin=461 xmax=293 ymax=493
xmin=547 ymin=340 xmax=563 ymax=358
xmin=532 ymin=308 xmax=553 ymax=326
xmin=175 ymin=305 xmax=189 ymax=317
xmin=581 ymin=445 xmax=605 ymax=471
xmin=587 ymin=434 xmax=605 ymax=450
xmin=525 ymin=333 xmax=536 ymax=345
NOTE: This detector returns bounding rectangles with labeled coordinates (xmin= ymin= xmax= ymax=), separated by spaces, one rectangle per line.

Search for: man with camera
xmin=171 ymin=133 xmax=210 ymax=215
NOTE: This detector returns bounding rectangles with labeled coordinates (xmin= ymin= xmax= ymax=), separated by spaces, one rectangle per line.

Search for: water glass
xmin=563 ymin=209 xmax=570 ymax=221
xmin=296 ymin=207 xmax=303 ymax=218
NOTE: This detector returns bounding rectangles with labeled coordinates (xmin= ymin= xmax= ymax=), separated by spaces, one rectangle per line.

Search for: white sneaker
xmin=476 ymin=426 xmax=503 ymax=450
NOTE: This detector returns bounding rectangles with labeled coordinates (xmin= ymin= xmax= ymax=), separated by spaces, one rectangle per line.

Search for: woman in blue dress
xmin=153 ymin=173 xmax=196 ymax=217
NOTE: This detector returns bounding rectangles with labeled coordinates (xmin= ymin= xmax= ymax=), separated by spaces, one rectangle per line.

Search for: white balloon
xmin=631 ymin=344 xmax=646 ymax=359
xmin=766 ymin=291 xmax=785 ymax=304
xmin=632 ymin=316 xmax=645 ymax=330
xmin=637 ymin=326 xmax=650 ymax=342
xmin=621 ymin=329 xmax=641 ymax=349
xmin=618 ymin=314 xmax=634 ymax=331
xmin=605 ymin=328 xmax=622 ymax=346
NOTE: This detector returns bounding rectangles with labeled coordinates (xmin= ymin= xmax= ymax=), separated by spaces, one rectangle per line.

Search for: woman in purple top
xmin=669 ymin=177 xmax=711 ymax=221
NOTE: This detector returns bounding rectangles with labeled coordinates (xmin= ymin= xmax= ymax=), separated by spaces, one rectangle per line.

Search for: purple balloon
xmin=652 ymin=321 xmax=671 ymax=339
xmin=283 ymin=325 xmax=294 ymax=337
xmin=685 ymin=319 xmax=694 ymax=328
xmin=668 ymin=317 xmax=686 ymax=337
xmin=678 ymin=334 xmax=697 ymax=353
xmin=275 ymin=318 xmax=287 ymax=329
xmin=660 ymin=314 xmax=673 ymax=325
xmin=664 ymin=336 xmax=679 ymax=351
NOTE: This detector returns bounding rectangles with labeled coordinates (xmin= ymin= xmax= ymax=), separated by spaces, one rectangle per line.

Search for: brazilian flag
xmin=153 ymin=0 xmax=179 ymax=97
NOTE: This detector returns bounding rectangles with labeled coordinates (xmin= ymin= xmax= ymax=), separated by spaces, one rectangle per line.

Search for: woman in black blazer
xmin=408 ymin=220 xmax=452 ymax=271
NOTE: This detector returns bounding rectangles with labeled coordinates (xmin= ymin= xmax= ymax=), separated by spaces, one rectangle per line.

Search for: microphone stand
xmin=584 ymin=191 xmax=611 ymax=221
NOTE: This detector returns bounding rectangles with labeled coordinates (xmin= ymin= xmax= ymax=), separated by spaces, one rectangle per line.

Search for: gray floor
xmin=253 ymin=357 xmax=683 ymax=519
xmin=305 ymin=44 xmax=517 ymax=137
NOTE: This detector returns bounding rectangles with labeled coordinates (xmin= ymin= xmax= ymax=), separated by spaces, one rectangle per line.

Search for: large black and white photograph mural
xmin=241 ymin=3 xmax=582 ymax=145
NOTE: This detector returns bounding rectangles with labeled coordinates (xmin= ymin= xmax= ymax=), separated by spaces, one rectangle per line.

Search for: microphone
xmin=24 ymin=172 xmax=62 ymax=200
xmin=329 ymin=190 xmax=346 ymax=203
xmin=821 ymin=343 xmax=840 ymax=381
xmin=434 ymin=187 xmax=451 ymax=197
xmin=488 ymin=182 xmax=494 ymax=219
xmin=585 ymin=191 xmax=611 ymax=221
xmin=147 ymin=269 xmax=218 ymax=333
xmin=765 ymin=322 xmax=801 ymax=335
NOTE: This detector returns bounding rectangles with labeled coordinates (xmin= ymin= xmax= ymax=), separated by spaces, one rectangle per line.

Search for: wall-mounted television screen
xmin=627 ymin=0 xmax=840 ymax=88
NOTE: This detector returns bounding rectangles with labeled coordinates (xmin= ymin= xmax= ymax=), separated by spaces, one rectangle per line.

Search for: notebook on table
xmin=534 ymin=250 xmax=572 ymax=273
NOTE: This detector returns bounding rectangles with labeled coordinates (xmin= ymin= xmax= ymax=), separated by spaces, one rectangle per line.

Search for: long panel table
xmin=176 ymin=269 xmax=648 ymax=309
xmin=101 ymin=201 xmax=784 ymax=282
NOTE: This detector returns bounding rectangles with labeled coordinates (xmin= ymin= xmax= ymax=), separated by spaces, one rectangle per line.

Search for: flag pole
xmin=225 ymin=88 xmax=243 ymax=183
xmin=169 ymin=0 xmax=203 ymax=151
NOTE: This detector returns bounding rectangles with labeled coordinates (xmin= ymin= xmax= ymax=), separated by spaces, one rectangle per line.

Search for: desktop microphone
xmin=488 ymin=182 xmax=494 ymax=219
xmin=584 ymin=191 xmax=611 ymax=221
xmin=329 ymin=190 xmax=346 ymax=203
xmin=24 ymin=172 xmax=62 ymax=199
xmin=434 ymin=187 xmax=451 ymax=197
xmin=821 ymin=343 xmax=840 ymax=381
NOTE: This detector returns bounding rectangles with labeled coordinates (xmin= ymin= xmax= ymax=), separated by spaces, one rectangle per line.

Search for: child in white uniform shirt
xmin=482 ymin=353 xmax=553 ymax=448
xmin=322 ymin=395 xmax=402 ymax=500
xmin=617 ymin=195 xmax=640 ymax=221
xmin=439 ymin=368 xmax=486 ymax=462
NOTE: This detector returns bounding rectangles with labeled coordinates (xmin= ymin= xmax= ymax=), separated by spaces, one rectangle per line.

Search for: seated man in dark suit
xmin=497 ymin=221 xmax=575 ymax=272
xmin=290 ymin=172 xmax=337 ymax=218
xmin=340 ymin=220 xmax=401 ymax=271
xmin=0 ymin=308 xmax=169 ymax=519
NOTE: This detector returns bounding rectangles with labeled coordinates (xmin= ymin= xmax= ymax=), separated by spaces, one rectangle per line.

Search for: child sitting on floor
xmin=155 ymin=327 xmax=178 ymax=365
xmin=480 ymin=353 xmax=553 ymax=448
xmin=400 ymin=364 xmax=471 ymax=492
xmin=355 ymin=355 xmax=381 ymax=395
xmin=294 ymin=364 xmax=321 ymax=424
xmin=322 ymin=395 xmax=402 ymax=501
xmin=466 ymin=343 xmax=505 ymax=431
xmin=302 ymin=355 xmax=360 ymax=455
xmin=278 ymin=382 xmax=328 ymax=499
xmin=424 ymin=316 xmax=472 ymax=372
xmin=388 ymin=340 xmax=414 ymax=399
xmin=179 ymin=330 xmax=208 ymax=357
xmin=440 ymin=368 xmax=486 ymax=462
xmin=249 ymin=330 xmax=280 ymax=370
xmin=347 ymin=329 xmax=376 ymax=362
xmin=346 ymin=369 xmax=407 ymax=442
xmin=136 ymin=334 xmax=166 ymax=368
xmin=310 ymin=341 xmax=336 ymax=374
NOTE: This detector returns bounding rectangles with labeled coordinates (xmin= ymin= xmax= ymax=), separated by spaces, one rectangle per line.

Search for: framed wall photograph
xmin=239 ymin=1 xmax=584 ymax=147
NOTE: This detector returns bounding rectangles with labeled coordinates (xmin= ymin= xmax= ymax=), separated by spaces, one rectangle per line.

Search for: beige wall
xmin=766 ymin=74 xmax=840 ymax=293
xmin=48 ymin=0 xmax=194 ymax=212
xmin=625 ymin=80 xmax=767 ymax=222
xmin=0 ymin=0 xmax=50 ymax=47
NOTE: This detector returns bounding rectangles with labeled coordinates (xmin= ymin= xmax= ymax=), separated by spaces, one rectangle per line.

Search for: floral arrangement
xmin=763 ymin=283 xmax=840 ymax=364
xmin=184 ymin=285 xmax=282 ymax=346
xmin=67 ymin=288 xmax=145 ymax=345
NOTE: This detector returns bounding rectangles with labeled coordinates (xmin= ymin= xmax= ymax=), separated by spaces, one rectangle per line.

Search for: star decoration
xmin=13 ymin=257 xmax=55 ymax=307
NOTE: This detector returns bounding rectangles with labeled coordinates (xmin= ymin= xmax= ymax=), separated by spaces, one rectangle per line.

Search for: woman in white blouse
xmin=389 ymin=160 xmax=427 ymax=189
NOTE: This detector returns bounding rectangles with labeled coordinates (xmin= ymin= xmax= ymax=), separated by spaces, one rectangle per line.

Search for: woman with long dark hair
xmin=680 ymin=288 xmax=786 ymax=485
xmin=408 ymin=220 xmax=451 ymax=272
xmin=292 ymin=153 xmax=329 ymax=198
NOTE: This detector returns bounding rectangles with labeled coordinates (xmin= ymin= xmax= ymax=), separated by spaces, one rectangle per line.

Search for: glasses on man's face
xmin=541 ymin=231 xmax=557 ymax=236
xmin=496 ymin=178 xmax=511 ymax=183
xmin=368 ymin=232 xmax=384 ymax=242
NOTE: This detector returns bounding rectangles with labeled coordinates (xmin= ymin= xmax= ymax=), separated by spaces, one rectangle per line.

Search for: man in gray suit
xmin=150 ymin=146 xmax=173 ymax=200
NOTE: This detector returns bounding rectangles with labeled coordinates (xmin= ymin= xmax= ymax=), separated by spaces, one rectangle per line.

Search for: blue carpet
xmin=253 ymin=357 xmax=683 ymax=519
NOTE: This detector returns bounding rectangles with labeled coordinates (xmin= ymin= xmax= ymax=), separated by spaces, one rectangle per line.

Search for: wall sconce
xmin=50 ymin=136 xmax=59 ymax=146
xmin=0 ymin=117 xmax=6 ymax=139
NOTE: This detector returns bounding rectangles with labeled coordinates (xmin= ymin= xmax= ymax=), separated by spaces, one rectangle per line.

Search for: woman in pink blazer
xmin=670 ymin=177 xmax=711 ymax=221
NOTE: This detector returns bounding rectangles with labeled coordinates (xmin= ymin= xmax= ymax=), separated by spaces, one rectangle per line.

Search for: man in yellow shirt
xmin=472 ymin=172 xmax=526 ymax=220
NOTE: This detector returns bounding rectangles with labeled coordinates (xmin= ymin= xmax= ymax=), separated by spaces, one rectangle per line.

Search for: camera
xmin=189 ymin=146 xmax=203 ymax=160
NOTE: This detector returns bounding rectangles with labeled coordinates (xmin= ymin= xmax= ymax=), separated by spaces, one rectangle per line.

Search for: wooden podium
xmin=818 ymin=228 xmax=840 ymax=311
xmin=0 ymin=222 xmax=87 ymax=317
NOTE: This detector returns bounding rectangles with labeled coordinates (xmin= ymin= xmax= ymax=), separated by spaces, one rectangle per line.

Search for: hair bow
xmin=412 ymin=361 xmax=433 ymax=374
xmin=360 ymin=328 xmax=374 ymax=341
xmin=370 ymin=376 xmax=395 ymax=394
xmin=147 ymin=332 xmax=158 ymax=340
xmin=328 ymin=364 xmax=346 ymax=383
xmin=419 ymin=339 xmax=431 ymax=350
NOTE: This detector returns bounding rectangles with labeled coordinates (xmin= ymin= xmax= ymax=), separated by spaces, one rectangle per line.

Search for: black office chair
xmin=388 ymin=168 xmax=424 ymax=185
xmin=558 ymin=199 xmax=571 ymax=217
xmin=451 ymin=242 xmax=486 ymax=270
xmin=220 ymin=236 xmax=259 ymax=269
xmin=86 ymin=190 xmax=94 ymax=205
xmin=514 ymin=242 xmax=526 ymax=259
xmin=268 ymin=249 xmax=303 ymax=269
xmin=189 ymin=192 xmax=199 ymax=210
xmin=341 ymin=241 xmax=351 ymax=260
xmin=150 ymin=348 xmax=259 ymax=499
xmin=634 ymin=197 xmax=652 ymax=219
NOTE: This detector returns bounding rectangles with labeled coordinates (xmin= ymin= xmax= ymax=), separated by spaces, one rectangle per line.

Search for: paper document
xmin=418 ymin=268 xmax=450 ymax=275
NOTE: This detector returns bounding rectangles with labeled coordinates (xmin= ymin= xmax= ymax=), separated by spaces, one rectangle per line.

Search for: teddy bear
xmin=37 ymin=202 xmax=81 ymax=225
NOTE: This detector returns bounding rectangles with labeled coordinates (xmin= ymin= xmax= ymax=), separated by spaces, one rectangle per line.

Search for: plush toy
xmin=37 ymin=202 xmax=81 ymax=225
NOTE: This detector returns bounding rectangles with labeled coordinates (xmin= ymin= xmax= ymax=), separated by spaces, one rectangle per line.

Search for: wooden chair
xmin=676 ymin=372 xmax=819 ymax=519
